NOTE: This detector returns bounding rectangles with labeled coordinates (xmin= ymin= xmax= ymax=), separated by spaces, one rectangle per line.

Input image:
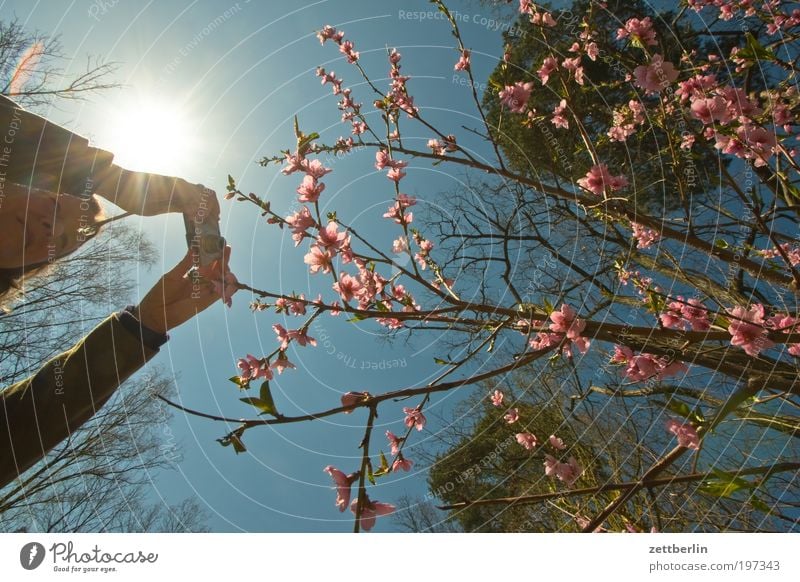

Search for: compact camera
xmin=183 ymin=213 xmax=225 ymax=267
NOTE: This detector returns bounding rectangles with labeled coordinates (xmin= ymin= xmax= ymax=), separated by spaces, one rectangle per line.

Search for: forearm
xmin=0 ymin=308 xmax=167 ymax=489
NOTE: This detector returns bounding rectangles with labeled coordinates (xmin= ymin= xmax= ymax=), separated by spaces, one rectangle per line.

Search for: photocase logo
xmin=20 ymin=542 xmax=46 ymax=570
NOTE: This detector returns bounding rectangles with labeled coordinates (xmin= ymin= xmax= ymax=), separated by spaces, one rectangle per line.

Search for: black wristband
xmin=118 ymin=305 xmax=169 ymax=350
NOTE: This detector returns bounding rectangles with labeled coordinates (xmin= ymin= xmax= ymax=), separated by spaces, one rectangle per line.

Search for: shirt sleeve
xmin=0 ymin=94 xmax=115 ymax=197
xmin=0 ymin=310 xmax=164 ymax=488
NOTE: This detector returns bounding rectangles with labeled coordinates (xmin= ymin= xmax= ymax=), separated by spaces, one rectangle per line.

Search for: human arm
xmin=0 ymin=94 xmax=219 ymax=219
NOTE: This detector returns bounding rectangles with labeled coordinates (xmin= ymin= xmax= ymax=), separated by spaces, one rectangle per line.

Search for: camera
xmin=183 ymin=213 xmax=225 ymax=267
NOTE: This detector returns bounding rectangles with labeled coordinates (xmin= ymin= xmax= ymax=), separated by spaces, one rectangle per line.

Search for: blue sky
xmin=0 ymin=0 xmax=527 ymax=531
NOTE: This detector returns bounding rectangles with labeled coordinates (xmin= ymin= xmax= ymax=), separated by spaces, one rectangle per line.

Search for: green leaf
xmin=227 ymin=174 xmax=236 ymax=191
xmin=665 ymin=400 xmax=692 ymax=419
xmin=709 ymin=380 xmax=761 ymax=432
xmin=433 ymin=357 xmax=453 ymax=365
xmin=229 ymin=375 xmax=248 ymax=390
xmin=347 ymin=314 xmax=366 ymax=322
xmin=744 ymin=32 xmax=775 ymax=61
xmin=713 ymin=238 xmax=729 ymax=250
xmin=379 ymin=450 xmax=389 ymax=472
xmin=367 ymin=460 xmax=376 ymax=485
xmin=700 ymin=469 xmax=751 ymax=498
xmin=259 ymin=381 xmax=277 ymax=415
xmin=542 ymin=297 xmax=554 ymax=314
xmin=230 ymin=434 xmax=247 ymax=454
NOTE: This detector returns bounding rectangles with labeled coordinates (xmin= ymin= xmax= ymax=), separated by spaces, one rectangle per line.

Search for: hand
xmin=174 ymin=180 xmax=221 ymax=222
xmin=136 ymin=246 xmax=234 ymax=334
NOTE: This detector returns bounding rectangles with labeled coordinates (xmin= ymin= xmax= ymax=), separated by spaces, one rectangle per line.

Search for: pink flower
xmin=454 ymin=49 xmax=471 ymax=71
xmin=551 ymin=99 xmax=569 ymax=129
xmin=341 ymin=391 xmax=369 ymax=413
xmin=285 ymin=206 xmax=316 ymax=246
xmin=386 ymin=167 xmax=407 ymax=182
xmin=392 ymin=236 xmax=408 ymax=254
xmin=631 ymin=222 xmax=661 ymax=249
xmin=237 ymin=354 xmax=273 ymax=383
xmin=317 ymin=221 xmax=349 ymax=253
xmin=281 ymin=152 xmax=306 ymax=175
xmin=499 ymin=81 xmax=534 ymax=113
xmin=549 ymin=304 xmax=585 ymax=340
xmin=333 ymin=273 xmax=363 ymax=302
xmin=403 ymin=406 xmax=426 ymax=431
xmin=537 ymin=56 xmax=559 ymax=85
xmin=392 ymin=456 xmax=413 ymax=472
xmin=617 ymin=17 xmax=658 ymax=46
xmin=516 ymin=432 xmax=538 ymax=450
xmin=549 ymin=435 xmax=566 ymax=450
xmin=304 ymin=245 xmax=333 ymax=274
xmin=490 ymin=389 xmax=504 ymax=407
xmin=324 ymin=466 xmax=358 ymax=512
xmin=270 ymin=353 xmax=296 ymax=375
xmin=634 ymin=55 xmax=679 ymax=95
xmin=339 ymin=40 xmax=359 ymax=63
xmin=660 ymin=297 xmax=711 ymax=331
xmin=302 ymin=159 xmax=332 ymax=179
xmin=296 ymin=175 xmax=325 ymax=203
xmin=288 ymin=328 xmax=316 ymax=347
xmin=210 ymin=268 xmax=239 ymax=308
xmin=544 ymin=455 xmax=583 ymax=487
xmin=317 ymin=25 xmax=344 ymax=45
xmin=665 ymin=419 xmax=700 ymax=450
xmin=386 ymin=430 xmax=402 ymax=455
xmin=272 ymin=324 xmax=291 ymax=350
xmin=350 ymin=496 xmax=395 ymax=531
xmin=577 ymin=164 xmax=629 ymax=196
xmin=728 ymin=304 xmax=773 ymax=356
xmin=504 ymin=408 xmax=520 ymax=424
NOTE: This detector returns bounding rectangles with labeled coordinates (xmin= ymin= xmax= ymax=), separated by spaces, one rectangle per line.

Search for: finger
xmin=165 ymin=249 xmax=196 ymax=279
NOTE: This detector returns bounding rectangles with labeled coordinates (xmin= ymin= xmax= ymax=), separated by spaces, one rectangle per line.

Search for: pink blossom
xmin=237 ymin=354 xmax=273 ymax=383
xmin=324 ymin=466 xmax=358 ymax=512
xmin=386 ymin=430 xmax=403 ymax=455
xmin=317 ymin=25 xmax=344 ymax=45
xmin=577 ymin=164 xmax=629 ymax=196
xmin=304 ymin=245 xmax=333 ymax=274
xmin=427 ymin=139 xmax=446 ymax=155
xmin=210 ymin=268 xmax=239 ymax=308
xmin=351 ymin=120 xmax=367 ymax=135
xmin=665 ymin=419 xmax=700 ymax=450
xmin=504 ymin=408 xmax=520 ymax=424
xmin=544 ymin=455 xmax=583 ymax=487
xmin=350 ymin=496 xmax=395 ymax=532
xmin=270 ymin=353 xmax=296 ymax=375
xmin=633 ymin=55 xmax=679 ymax=95
xmin=499 ymin=81 xmax=534 ymax=113
xmin=392 ymin=457 xmax=413 ymax=472
xmin=339 ymin=40 xmax=359 ymax=63
xmin=454 ymin=49 xmax=471 ymax=71
xmin=516 ymin=432 xmax=539 ymax=450
xmin=538 ymin=56 xmax=559 ymax=85
xmin=631 ymin=222 xmax=661 ymax=249
xmin=281 ymin=152 xmax=306 ymax=175
xmin=617 ymin=17 xmax=658 ymax=46
xmin=296 ymin=175 xmax=325 ymax=203
xmin=333 ymin=273 xmax=363 ymax=302
xmin=392 ymin=236 xmax=408 ymax=254
xmin=317 ymin=221 xmax=349 ymax=253
xmin=561 ymin=56 xmax=585 ymax=85
xmin=549 ymin=304 xmax=586 ymax=340
xmin=303 ymin=159 xmax=332 ymax=179
xmin=285 ymin=206 xmax=316 ymax=246
xmin=403 ymin=406 xmax=426 ymax=431
xmin=288 ymin=328 xmax=316 ymax=347
xmin=549 ymin=435 xmax=566 ymax=450
xmin=272 ymin=324 xmax=291 ymax=350
xmin=341 ymin=391 xmax=369 ymax=413
xmin=728 ymin=304 xmax=773 ymax=356
xmin=551 ymin=99 xmax=569 ymax=129
xmin=660 ymin=297 xmax=711 ymax=331
xmin=490 ymin=389 xmax=504 ymax=407
xmin=386 ymin=167 xmax=407 ymax=182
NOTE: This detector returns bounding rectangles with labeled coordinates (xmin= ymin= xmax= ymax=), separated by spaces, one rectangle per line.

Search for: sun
xmin=104 ymin=96 xmax=195 ymax=175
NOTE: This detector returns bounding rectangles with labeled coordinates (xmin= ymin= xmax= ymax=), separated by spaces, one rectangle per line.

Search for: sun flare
xmin=105 ymin=96 xmax=195 ymax=175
